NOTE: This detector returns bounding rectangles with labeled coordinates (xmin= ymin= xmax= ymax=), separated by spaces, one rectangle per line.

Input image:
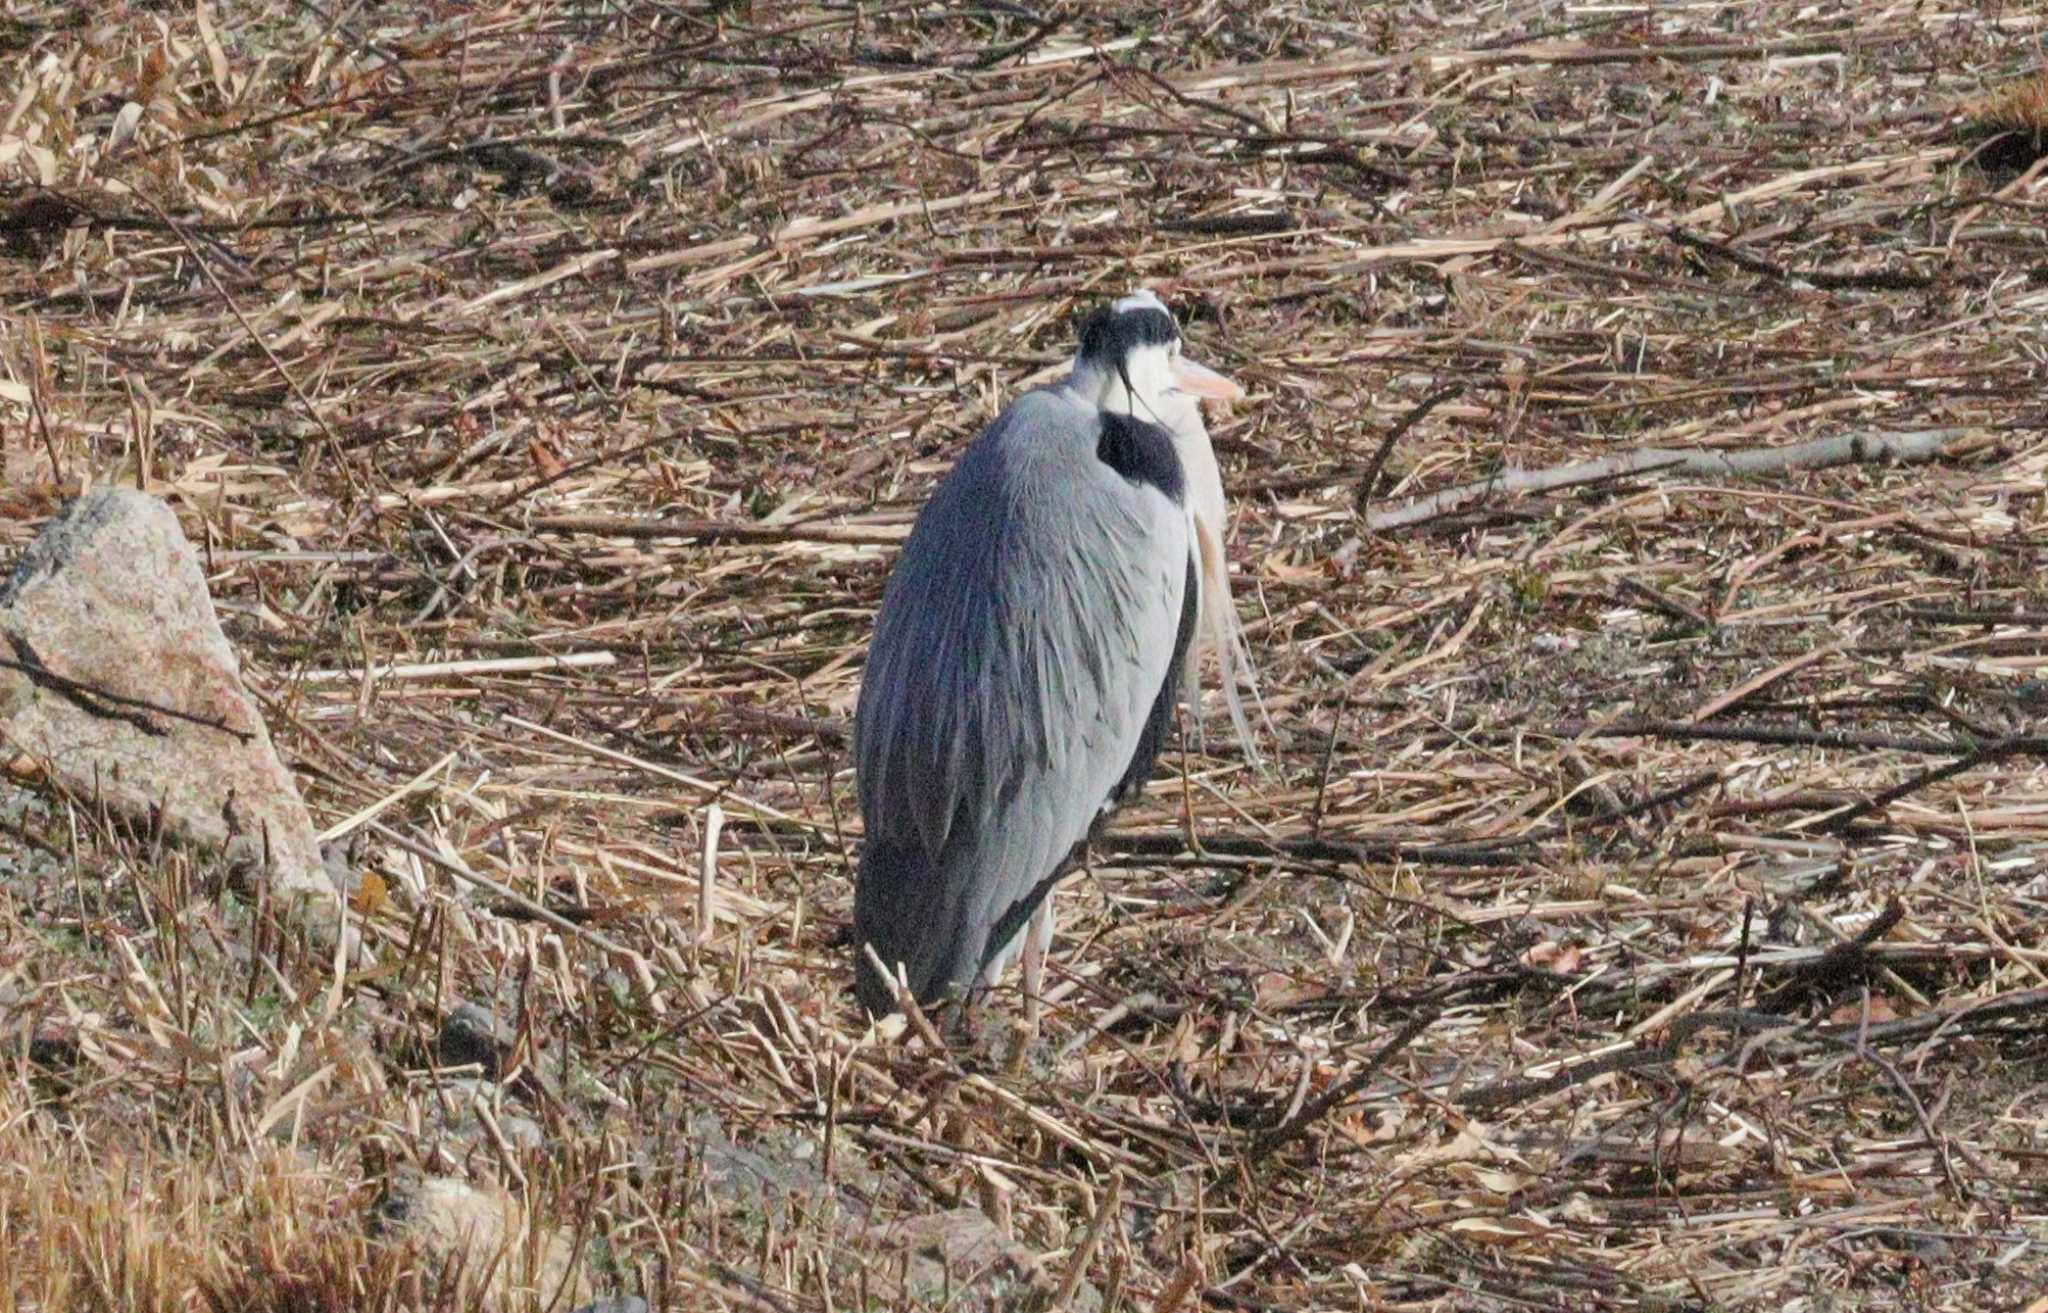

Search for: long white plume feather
xmin=1155 ymin=384 xmax=1268 ymax=764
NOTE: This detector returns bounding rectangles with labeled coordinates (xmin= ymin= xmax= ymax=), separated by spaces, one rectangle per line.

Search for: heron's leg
xmin=1178 ymin=714 xmax=1207 ymax=858
xmin=1000 ymin=899 xmax=1056 ymax=1076
xmin=1020 ymin=897 xmax=1055 ymax=1036
xmin=952 ymin=987 xmax=987 ymax=1050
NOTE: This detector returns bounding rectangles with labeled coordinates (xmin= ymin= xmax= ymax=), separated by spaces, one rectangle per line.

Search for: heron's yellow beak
xmin=1172 ymin=356 xmax=1244 ymax=402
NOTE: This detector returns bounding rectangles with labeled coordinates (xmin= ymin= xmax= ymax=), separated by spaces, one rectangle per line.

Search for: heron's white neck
xmin=1067 ymin=346 xmax=1175 ymax=424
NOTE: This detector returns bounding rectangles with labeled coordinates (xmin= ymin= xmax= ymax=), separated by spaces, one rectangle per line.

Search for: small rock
xmin=0 ymin=490 xmax=339 ymax=927
xmin=437 ymin=1001 xmax=511 ymax=1076
xmin=498 ymin=1112 xmax=546 ymax=1151
xmin=321 ymin=830 xmax=369 ymax=900
xmin=374 ymin=1173 xmax=593 ymax=1309
xmin=692 ymin=1111 xmax=837 ymax=1225
xmin=429 ymin=1076 xmax=546 ymax=1154
xmin=676 ymin=1113 xmax=1087 ymax=1310
xmin=0 ymin=784 xmax=62 ymax=891
xmin=864 ymin=1208 xmax=1100 ymax=1312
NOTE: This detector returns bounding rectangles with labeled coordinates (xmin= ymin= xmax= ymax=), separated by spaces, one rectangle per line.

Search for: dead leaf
xmin=1260 ymin=553 xmax=1323 ymax=585
xmin=1162 ymin=1012 xmax=1203 ymax=1067
xmin=1446 ymin=1213 xmax=1552 ymax=1246
xmin=1449 ymin=1164 xmax=1532 ymax=1197
xmin=1520 ymin=939 xmax=1584 ymax=975
xmin=349 ymin=869 xmax=387 ymax=916
xmin=195 ymin=2 xmax=235 ymax=99
xmin=1827 ymin=995 xmax=1899 ymax=1025
xmin=1253 ymin=971 xmax=1324 ymax=1008
xmin=528 ymin=438 xmax=566 ymax=478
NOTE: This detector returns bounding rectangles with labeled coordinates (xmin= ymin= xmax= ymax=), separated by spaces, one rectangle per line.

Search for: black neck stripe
xmin=1096 ymin=411 xmax=1186 ymax=504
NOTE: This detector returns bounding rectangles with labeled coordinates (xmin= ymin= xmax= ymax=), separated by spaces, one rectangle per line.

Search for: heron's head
xmin=1070 ymin=290 xmax=1243 ymax=422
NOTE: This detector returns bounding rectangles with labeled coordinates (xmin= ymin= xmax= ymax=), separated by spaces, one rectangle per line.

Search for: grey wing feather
xmin=854 ymin=390 xmax=1189 ymax=1008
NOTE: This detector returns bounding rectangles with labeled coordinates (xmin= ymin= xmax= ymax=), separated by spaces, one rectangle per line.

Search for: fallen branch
xmin=528 ymin=513 xmax=906 ymax=547
xmin=1456 ymin=985 xmax=2048 ymax=1112
xmin=1903 ymin=607 xmax=2048 ymax=627
xmin=1100 ymin=828 xmax=1527 ymax=869
xmin=1634 ymin=211 xmax=1936 ymax=290
xmin=1102 ymin=771 xmax=1718 ymax=872
xmin=1245 ymin=1008 xmax=1439 ymax=1164
xmin=1540 ymin=717 xmax=2048 ymax=760
xmin=1355 ymin=382 xmax=1464 ymax=514
xmin=367 ymin=819 xmax=641 ymax=963
xmin=0 ymin=644 xmax=253 ymax=743
xmin=1816 ymin=734 xmax=2036 ymax=834
xmin=1365 ymin=428 xmax=1973 ymax=532
xmin=291 ymin=651 xmax=617 ymax=683
xmin=1616 ymin=575 xmax=1715 ymax=630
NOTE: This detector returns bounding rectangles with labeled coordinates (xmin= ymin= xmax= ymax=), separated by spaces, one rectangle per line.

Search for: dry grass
xmin=4 ymin=1 xmax=2048 ymax=1309
xmin=1966 ymin=64 xmax=2048 ymax=165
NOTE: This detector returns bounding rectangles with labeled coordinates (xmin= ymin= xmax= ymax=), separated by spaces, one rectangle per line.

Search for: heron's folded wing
xmin=855 ymin=391 xmax=1190 ymax=950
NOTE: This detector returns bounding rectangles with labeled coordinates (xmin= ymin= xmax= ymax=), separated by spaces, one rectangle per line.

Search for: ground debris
xmin=1 ymin=3 xmax=2045 ymax=1310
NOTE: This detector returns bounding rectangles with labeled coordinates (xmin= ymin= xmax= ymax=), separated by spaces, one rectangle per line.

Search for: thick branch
xmin=1541 ymin=717 xmax=2048 ymax=760
xmin=1365 ymin=428 xmax=1971 ymax=532
xmin=530 ymin=513 xmax=905 ymax=546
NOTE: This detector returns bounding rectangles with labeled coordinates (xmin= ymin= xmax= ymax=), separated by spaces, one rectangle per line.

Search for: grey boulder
xmin=0 ymin=489 xmax=340 ymax=924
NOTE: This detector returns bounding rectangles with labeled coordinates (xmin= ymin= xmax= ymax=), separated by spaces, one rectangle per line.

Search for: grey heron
xmin=852 ymin=291 xmax=1247 ymax=1019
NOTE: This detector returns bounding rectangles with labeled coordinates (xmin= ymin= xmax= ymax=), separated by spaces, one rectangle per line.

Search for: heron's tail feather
xmin=853 ymin=838 xmax=983 ymax=1018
